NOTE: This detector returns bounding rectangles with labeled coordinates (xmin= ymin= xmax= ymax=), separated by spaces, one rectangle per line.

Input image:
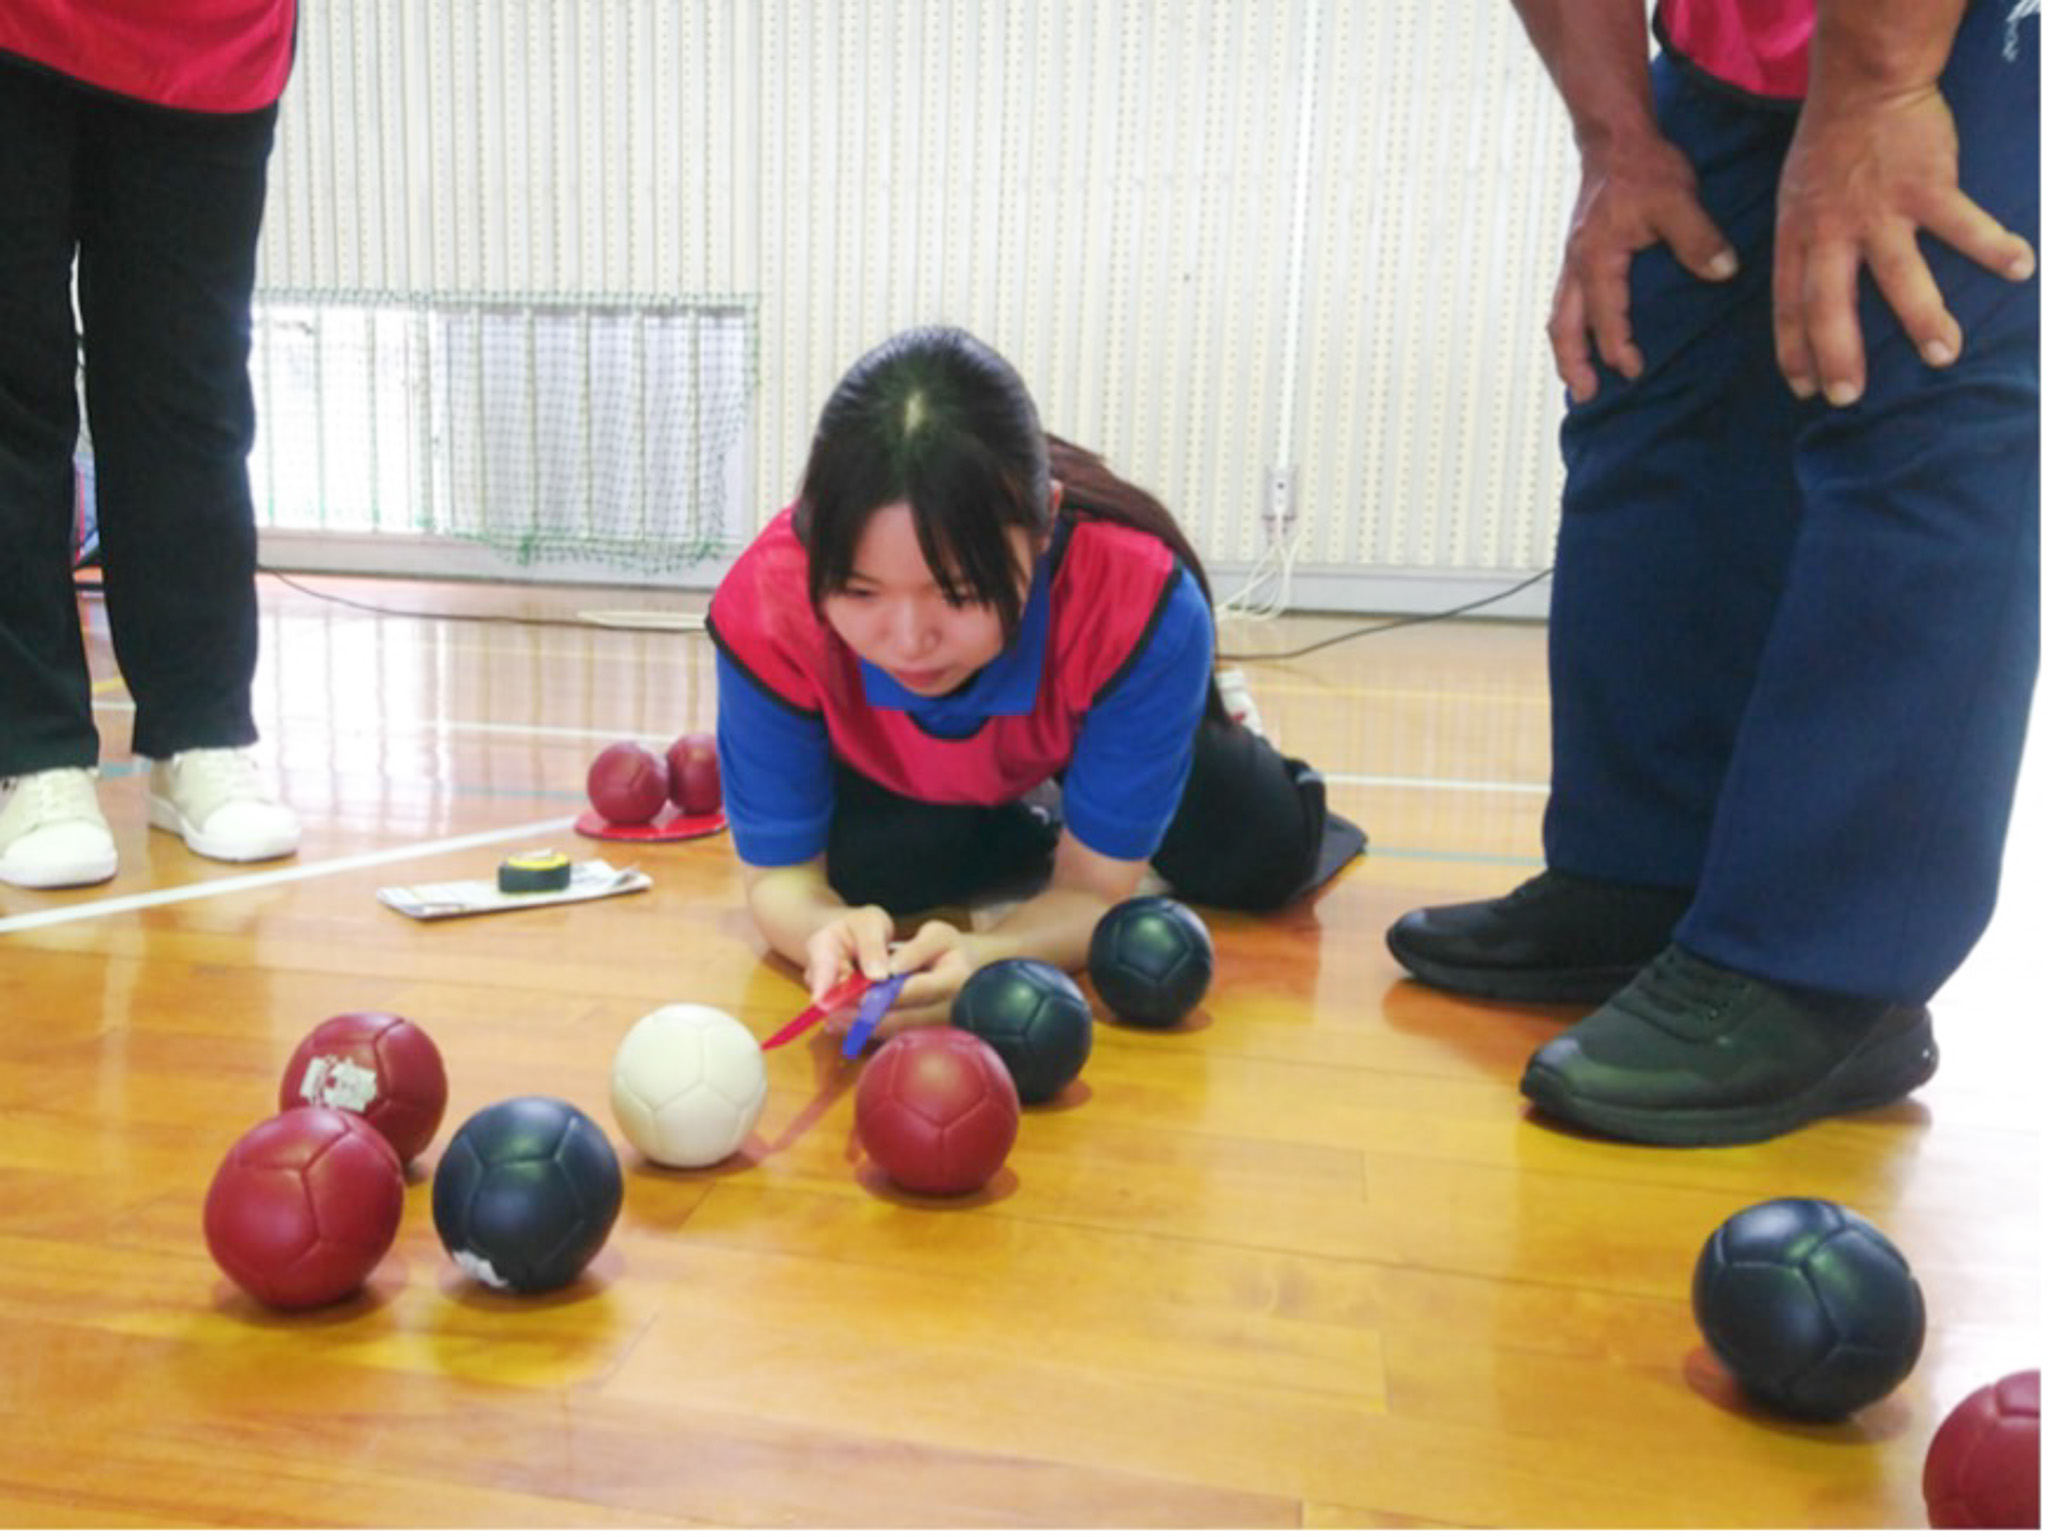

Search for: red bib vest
xmin=1 ymin=0 xmax=298 ymax=114
xmin=708 ymin=507 xmax=1181 ymax=807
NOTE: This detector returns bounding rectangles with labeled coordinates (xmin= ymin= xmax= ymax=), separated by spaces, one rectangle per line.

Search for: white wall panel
xmin=257 ymin=1 xmax=1576 ymax=610
xmin=1292 ymin=0 xmax=1574 ymax=577
xmin=754 ymin=1 xmax=1315 ymax=566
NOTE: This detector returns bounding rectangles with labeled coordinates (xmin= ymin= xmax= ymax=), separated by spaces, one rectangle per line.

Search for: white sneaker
xmin=0 ymin=767 xmax=118 ymax=889
xmin=1214 ymin=667 xmax=1268 ymax=739
xmin=146 ymin=748 xmax=300 ymax=863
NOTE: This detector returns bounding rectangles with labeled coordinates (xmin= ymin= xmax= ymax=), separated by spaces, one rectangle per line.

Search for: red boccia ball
xmin=203 ymin=1106 xmax=405 ymax=1310
xmin=280 ymin=1010 xmax=449 ymax=1164
xmin=854 ymin=1028 xmax=1020 ymax=1196
xmin=587 ymin=740 xmax=670 ymax=824
xmin=666 ymin=731 xmax=722 ymax=815
xmin=1925 ymin=1369 xmax=2040 ymax=1529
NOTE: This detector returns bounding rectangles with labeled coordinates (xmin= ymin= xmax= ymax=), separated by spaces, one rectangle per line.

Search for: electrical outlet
xmin=1265 ymin=466 xmax=1298 ymax=537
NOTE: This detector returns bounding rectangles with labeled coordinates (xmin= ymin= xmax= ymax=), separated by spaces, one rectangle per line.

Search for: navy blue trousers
xmin=1543 ymin=0 xmax=2040 ymax=1003
xmin=0 ymin=58 xmax=277 ymax=774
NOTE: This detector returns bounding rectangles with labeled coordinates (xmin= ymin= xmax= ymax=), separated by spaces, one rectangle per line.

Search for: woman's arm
xmin=718 ymin=645 xmax=883 ymax=1002
xmin=874 ymin=830 xmax=1148 ymax=1030
xmin=747 ymin=833 xmax=1143 ymax=1034
xmin=740 ymin=858 xmax=886 ymax=989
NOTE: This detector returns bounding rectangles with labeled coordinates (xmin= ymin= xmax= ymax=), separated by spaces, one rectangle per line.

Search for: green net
xmin=249 ymin=291 xmax=757 ymax=573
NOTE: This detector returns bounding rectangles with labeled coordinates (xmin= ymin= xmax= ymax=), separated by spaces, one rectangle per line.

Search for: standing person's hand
xmin=1549 ymin=130 xmax=1740 ymax=402
xmin=1773 ymin=82 xmax=2036 ymax=407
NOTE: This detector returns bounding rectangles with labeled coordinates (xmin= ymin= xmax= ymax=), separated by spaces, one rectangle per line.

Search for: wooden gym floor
xmin=0 ymin=572 xmax=2038 ymax=1528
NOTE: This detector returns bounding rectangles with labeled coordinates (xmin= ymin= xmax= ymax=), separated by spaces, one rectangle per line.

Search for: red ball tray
xmin=573 ymin=808 xmax=728 ymax=842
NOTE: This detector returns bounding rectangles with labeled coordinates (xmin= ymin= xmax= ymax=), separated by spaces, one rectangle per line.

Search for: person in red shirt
xmin=0 ymin=2 xmax=302 ymax=890
xmin=711 ymin=327 xmax=1365 ymax=1028
xmin=1388 ymin=0 xmax=2038 ymax=1145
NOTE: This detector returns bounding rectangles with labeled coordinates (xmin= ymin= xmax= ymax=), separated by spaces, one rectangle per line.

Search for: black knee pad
xmin=1153 ymin=723 xmax=1330 ymax=910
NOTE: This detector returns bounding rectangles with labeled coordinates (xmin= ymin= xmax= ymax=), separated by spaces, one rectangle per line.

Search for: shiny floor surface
xmin=0 ymin=573 xmax=2038 ymax=1527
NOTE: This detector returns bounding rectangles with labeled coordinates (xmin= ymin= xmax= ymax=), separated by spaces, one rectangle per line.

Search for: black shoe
xmin=1518 ymin=945 xmax=1938 ymax=1147
xmin=1385 ymin=870 xmax=1692 ymax=1003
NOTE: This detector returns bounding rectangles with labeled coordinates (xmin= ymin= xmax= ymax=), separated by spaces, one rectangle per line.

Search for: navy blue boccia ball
xmin=432 ymin=1095 xmax=624 ymax=1294
xmin=951 ymin=957 xmax=1094 ymax=1104
xmin=1692 ymin=1197 xmax=1926 ymax=1420
xmin=1087 ymin=895 xmax=1214 ymax=1028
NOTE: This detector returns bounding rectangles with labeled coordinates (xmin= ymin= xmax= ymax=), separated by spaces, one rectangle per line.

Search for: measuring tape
xmin=497 ymin=850 xmax=573 ymax=894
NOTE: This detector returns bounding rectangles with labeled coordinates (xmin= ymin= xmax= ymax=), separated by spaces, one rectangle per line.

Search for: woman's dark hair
xmin=795 ymin=326 xmax=1217 ymax=643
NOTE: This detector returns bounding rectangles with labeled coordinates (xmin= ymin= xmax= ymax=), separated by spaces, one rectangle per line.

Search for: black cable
xmin=257 ymin=566 xmax=666 ymax=630
xmin=1216 ymin=566 xmax=1553 ymax=662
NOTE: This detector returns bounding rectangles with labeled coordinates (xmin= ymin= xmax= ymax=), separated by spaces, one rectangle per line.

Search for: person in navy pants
xmin=1389 ymin=0 xmax=2039 ymax=1145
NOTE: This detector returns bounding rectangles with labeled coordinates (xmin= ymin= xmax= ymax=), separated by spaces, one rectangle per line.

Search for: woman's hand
xmin=800 ymin=901 xmax=895 ymax=1002
xmin=854 ymin=833 xmax=1146 ymax=1040
xmin=861 ymin=918 xmax=985 ymax=1036
xmin=802 ymin=911 xmax=982 ymax=1039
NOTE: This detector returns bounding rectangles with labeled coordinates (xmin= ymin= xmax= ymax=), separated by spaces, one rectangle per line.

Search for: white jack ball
xmin=610 ymin=1004 xmax=768 ymax=1168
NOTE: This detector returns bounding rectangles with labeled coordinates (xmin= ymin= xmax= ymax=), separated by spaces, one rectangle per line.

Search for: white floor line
xmin=1323 ymin=772 xmax=1547 ymax=795
xmin=93 ymin=699 xmax=680 ymax=747
xmin=419 ymin=719 xmax=685 ymax=744
xmin=294 ymin=718 xmax=673 ymax=744
xmin=0 ymin=815 xmax=577 ymax=936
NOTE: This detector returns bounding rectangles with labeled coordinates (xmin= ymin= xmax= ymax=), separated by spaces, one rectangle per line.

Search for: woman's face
xmin=820 ymin=501 xmax=1037 ymax=697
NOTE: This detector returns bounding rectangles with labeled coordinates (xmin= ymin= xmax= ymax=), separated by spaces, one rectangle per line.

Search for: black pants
xmin=0 ymin=60 xmax=277 ymax=775
xmin=827 ymin=717 xmax=1337 ymax=914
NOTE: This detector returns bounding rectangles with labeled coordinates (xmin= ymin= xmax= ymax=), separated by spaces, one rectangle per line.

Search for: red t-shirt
xmin=0 ymin=0 xmax=298 ymax=113
xmin=1657 ymin=0 xmax=1813 ymax=101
